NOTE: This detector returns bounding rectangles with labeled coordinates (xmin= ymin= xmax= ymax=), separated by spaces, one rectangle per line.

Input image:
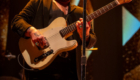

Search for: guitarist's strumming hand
xmin=25 ymin=27 xmax=48 ymax=50
xmin=76 ymin=18 xmax=91 ymax=41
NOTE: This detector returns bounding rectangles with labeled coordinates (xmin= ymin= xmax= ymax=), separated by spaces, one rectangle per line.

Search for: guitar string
xmin=61 ymin=1 xmax=117 ymax=36
xmin=20 ymin=1 xmax=119 ymax=71
xmin=45 ymin=1 xmax=118 ymax=42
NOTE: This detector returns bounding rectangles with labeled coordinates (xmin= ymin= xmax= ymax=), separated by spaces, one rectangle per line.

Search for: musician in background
xmin=11 ymin=0 xmax=96 ymax=80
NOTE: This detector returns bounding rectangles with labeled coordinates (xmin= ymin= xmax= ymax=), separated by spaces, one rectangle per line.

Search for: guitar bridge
xmin=34 ymin=49 xmax=53 ymax=63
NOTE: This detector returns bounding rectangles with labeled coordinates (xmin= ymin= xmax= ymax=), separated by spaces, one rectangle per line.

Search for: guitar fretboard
xmin=60 ymin=0 xmax=118 ymax=37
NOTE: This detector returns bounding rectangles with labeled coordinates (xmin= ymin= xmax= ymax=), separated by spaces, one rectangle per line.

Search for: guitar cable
xmin=18 ymin=54 xmax=39 ymax=71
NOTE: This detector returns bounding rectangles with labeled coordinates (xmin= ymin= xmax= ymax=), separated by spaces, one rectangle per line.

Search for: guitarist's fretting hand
xmin=25 ymin=27 xmax=47 ymax=49
xmin=76 ymin=18 xmax=91 ymax=41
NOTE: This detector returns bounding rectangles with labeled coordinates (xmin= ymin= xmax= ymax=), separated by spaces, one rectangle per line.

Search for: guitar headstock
xmin=116 ymin=0 xmax=132 ymax=5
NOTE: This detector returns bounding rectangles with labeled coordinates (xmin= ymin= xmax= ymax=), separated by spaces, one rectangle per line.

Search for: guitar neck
xmin=60 ymin=0 xmax=119 ymax=37
xmin=86 ymin=0 xmax=119 ymax=22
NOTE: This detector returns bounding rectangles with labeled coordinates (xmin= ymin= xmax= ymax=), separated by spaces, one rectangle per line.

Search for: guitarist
xmin=11 ymin=0 xmax=96 ymax=80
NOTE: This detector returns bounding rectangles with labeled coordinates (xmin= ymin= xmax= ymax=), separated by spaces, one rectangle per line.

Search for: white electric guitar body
xmin=19 ymin=0 xmax=131 ymax=70
xmin=19 ymin=17 xmax=78 ymax=70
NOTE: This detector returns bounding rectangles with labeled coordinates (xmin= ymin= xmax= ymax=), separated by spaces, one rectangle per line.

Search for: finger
xmin=38 ymin=36 xmax=49 ymax=49
xmin=77 ymin=20 xmax=81 ymax=25
xmin=32 ymin=33 xmax=41 ymax=44
xmin=39 ymin=36 xmax=45 ymax=47
xmin=79 ymin=18 xmax=83 ymax=21
xmin=42 ymin=37 xmax=46 ymax=47
xmin=79 ymin=18 xmax=91 ymax=28
xmin=79 ymin=18 xmax=83 ymax=24
xmin=32 ymin=35 xmax=41 ymax=47
xmin=76 ymin=21 xmax=81 ymax=29
xmin=43 ymin=37 xmax=49 ymax=48
xmin=37 ymin=38 xmax=41 ymax=47
xmin=86 ymin=22 xmax=89 ymax=28
xmin=42 ymin=37 xmax=47 ymax=47
xmin=34 ymin=41 xmax=39 ymax=48
xmin=32 ymin=38 xmax=38 ymax=45
xmin=78 ymin=21 xmax=83 ymax=29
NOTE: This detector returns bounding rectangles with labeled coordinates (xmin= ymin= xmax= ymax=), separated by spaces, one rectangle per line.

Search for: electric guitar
xmin=19 ymin=0 xmax=131 ymax=70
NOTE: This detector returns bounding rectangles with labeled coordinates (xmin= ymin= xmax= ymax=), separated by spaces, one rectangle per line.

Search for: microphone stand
xmin=81 ymin=0 xmax=87 ymax=80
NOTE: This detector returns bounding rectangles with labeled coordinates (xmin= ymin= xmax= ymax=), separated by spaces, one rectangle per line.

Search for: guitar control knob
xmin=50 ymin=50 xmax=53 ymax=53
xmin=43 ymin=54 xmax=47 ymax=57
xmin=34 ymin=58 xmax=38 ymax=62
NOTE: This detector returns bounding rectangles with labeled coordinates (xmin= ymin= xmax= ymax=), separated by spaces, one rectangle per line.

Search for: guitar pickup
xmin=34 ymin=50 xmax=53 ymax=63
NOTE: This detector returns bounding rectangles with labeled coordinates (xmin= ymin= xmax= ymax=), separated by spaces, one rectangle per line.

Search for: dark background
xmin=88 ymin=0 xmax=122 ymax=80
xmin=1 ymin=0 xmax=122 ymax=80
